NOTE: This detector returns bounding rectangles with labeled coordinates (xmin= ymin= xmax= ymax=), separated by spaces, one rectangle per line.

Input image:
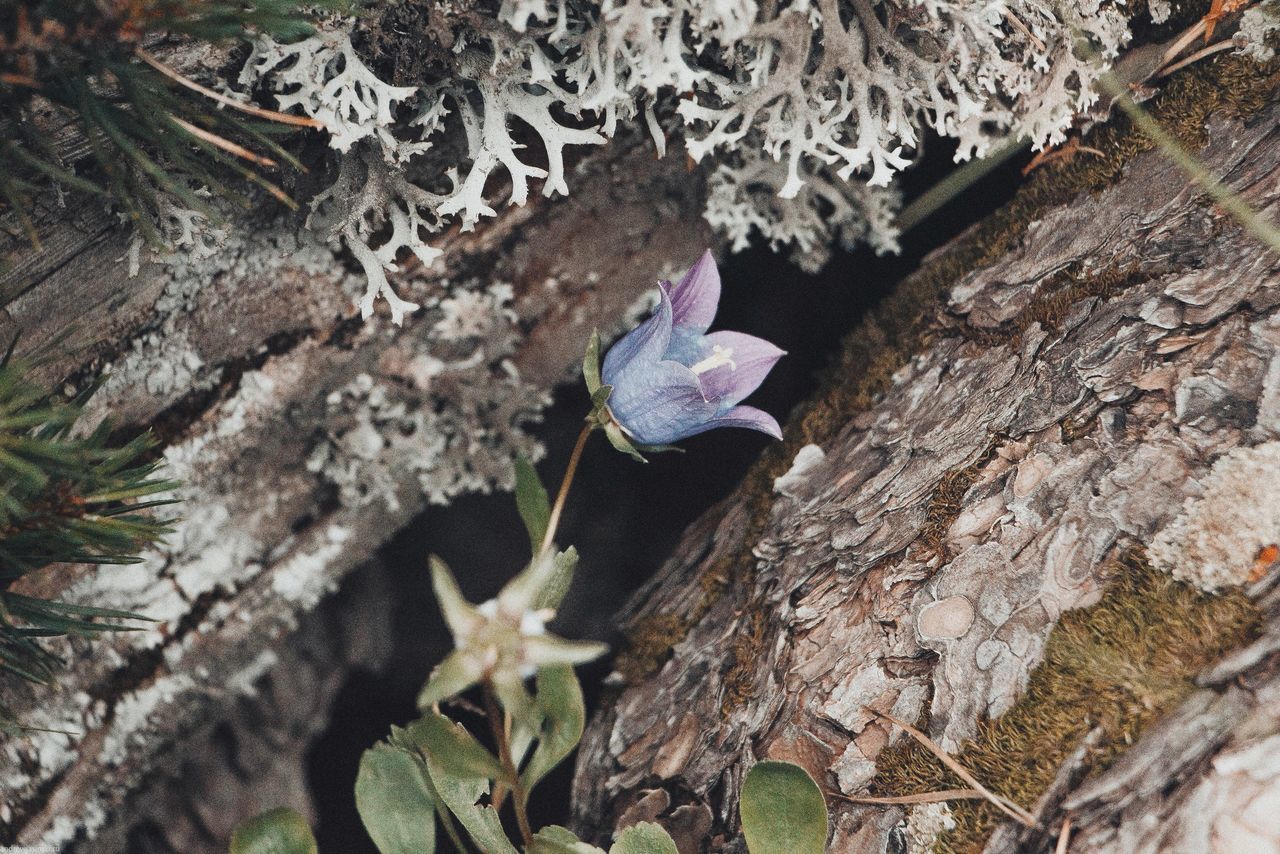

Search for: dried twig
xmin=169 ymin=116 xmax=278 ymax=168
xmin=869 ymin=709 xmax=1037 ymax=827
xmin=1156 ymin=40 xmax=1240 ymax=79
xmin=135 ymin=47 xmax=322 ymax=128
xmin=838 ymin=788 xmax=989 ymax=806
xmin=1055 ymin=815 xmax=1073 ymax=854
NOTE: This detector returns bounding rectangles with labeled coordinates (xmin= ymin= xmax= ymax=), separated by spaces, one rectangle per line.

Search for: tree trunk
xmin=571 ymin=74 xmax=1280 ymax=853
xmin=0 ymin=70 xmax=709 ymax=845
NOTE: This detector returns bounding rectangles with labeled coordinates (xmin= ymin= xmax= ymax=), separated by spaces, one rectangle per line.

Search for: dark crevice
xmin=303 ymin=128 xmax=1030 ymax=854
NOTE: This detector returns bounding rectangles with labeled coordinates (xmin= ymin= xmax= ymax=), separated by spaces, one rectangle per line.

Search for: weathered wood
xmin=571 ymin=89 xmax=1280 ymax=852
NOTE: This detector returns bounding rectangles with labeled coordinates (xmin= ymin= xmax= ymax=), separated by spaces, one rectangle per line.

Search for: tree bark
xmin=0 ymin=63 xmax=710 ymax=845
xmin=571 ymin=86 xmax=1280 ymax=852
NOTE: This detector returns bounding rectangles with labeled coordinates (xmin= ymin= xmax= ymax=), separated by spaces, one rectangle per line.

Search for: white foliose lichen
xmin=1237 ymin=1 xmax=1280 ymax=63
xmin=903 ymin=801 xmax=957 ymax=853
xmin=1149 ymin=441 xmax=1280 ymax=591
xmin=234 ymin=0 xmax=1142 ymax=316
xmin=306 ymin=281 xmax=549 ymax=508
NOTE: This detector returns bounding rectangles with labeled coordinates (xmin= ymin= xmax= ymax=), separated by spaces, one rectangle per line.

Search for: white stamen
xmin=691 ymin=345 xmax=737 ymax=375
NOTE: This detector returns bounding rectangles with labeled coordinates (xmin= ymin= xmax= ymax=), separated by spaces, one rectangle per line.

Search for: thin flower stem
xmin=484 ymin=682 xmax=534 ymax=847
xmin=539 ymin=422 xmax=592 ymax=556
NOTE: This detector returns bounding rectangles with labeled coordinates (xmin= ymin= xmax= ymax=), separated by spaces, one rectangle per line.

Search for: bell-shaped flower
xmin=592 ymin=250 xmax=785 ymax=451
xmin=417 ymin=551 xmax=606 ymax=712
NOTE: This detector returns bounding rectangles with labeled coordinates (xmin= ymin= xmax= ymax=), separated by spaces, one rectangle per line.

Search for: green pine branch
xmin=0 ymin=0 xmax=331 ymax=250
xmin=0 ymin=358 xmax=176 ymax=709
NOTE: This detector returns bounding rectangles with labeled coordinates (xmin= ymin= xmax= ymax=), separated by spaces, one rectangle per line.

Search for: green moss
xmin=612 ymin=43 xmax=1280 ymax=685
xmin=870 ymin=552 xmax=1260 ymax=852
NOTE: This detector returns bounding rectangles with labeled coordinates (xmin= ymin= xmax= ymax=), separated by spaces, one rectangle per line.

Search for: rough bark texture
xmin=0 ymin=60 xmax=709 ymax=845
xmin=571 ymin=85 xmax=1280 ymax=852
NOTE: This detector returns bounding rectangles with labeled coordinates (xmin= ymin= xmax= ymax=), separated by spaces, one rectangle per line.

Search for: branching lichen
xmin=233 ymin=0 xmax=1156 ymax=319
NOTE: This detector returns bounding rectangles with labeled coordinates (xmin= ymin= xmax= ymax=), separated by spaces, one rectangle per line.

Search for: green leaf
xmin=514 ymin=454 xmax=551 ymax=557
xmin=421 ymin=750 xmax=519 ymax=854
xmin=355 ymin=744 xmax=437 ymax=854
xmin=530 ymin=825 xmax=606 ymax=854
xmin=603 ymin=422 xmax=647 ymax=464
xmin=519 ymin=665 xmax=586 ymax=802
xmin=397 ymin=713 xmax=506 ymax=782
xmin=531 ymin=547 xmax=578 ymax=613
xmin=230 ymin=807 xmax=318 ymax=854
xmin=610 ymin=822 xmax=679 ymax=854
xmin=740 ymin=761 xmax=828 ymax=854
xmin=395 ymin=713 xmax=519 ymax=854
xmin=583 ymin=330 xmax=603 ymax=395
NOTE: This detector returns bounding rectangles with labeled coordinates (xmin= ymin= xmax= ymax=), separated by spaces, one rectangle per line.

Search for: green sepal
xmin=583 ymin=330 xmax=603 ymax=395
xmin=633 ymin=442 xmax=684 ymax=455
xmin=603 ymin=422 xmax=647 ymax=464
xmin=740 ymin=761 xmax=828 ymax=854
xmin=590 ymin=384 xmax=614 ymax=410
xmin=355 ymin=744 xmax=437 ymax=854
xmin=531 ymin=547 xmax=579 ymax=613
xmin=229 ymin=807 xmax=318 ymax=854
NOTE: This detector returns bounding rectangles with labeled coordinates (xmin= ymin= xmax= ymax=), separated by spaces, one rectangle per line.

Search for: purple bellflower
xmin=587 ymin=250 xmax=785 ymax=454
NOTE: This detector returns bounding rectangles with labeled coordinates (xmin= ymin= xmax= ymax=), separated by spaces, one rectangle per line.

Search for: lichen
xmin=868 ymin=552 xmax=1260 ymax=853
xmin=1149 ymin=441 xmax=1280 ymax=591
xmin=904 ymin=802 xmax=957 ymax=854
xmin=233 ymin=0 xmax=1151 ymax=318
xmin=305 ymin=280 xmax=549 ymax=509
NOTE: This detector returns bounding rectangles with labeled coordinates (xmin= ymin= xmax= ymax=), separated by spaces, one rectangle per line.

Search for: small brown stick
xmin=135 ymin=47 xmax=322 ymax=128
xmin=1055 ymin=815 xmax=1073 ymax=854
xmin=169 ymin=116 xmax=278 ymax=167
xmin=870 ymin=710 xmax=1037 ymax=827
xmin=1003 ymin=9 xmax=1046 ymax=53
xmin=1160 ymin=18 xmax=1210 ymax=70
xmin=838 ymin=788 xmax=989 ymax=806
xmin=1155 ymin=39 xmax=1240 ymax=78
xmin=1 ymin=72 xmax=40 ymax=89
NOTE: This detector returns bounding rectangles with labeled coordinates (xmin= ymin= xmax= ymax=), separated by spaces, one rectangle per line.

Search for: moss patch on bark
xmin=868 ymin=551 xmax=1261 ymax=852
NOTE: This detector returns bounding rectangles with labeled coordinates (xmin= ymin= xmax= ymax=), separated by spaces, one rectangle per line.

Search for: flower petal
xmin=668 ymin=249 xmax=720 ymax=332
xmin=430 ymin=556 xmax=479 ymax=641
xmin=607 ymin=360 xmax=718 ymax=445
xmin=696 ymin=331 xmax=786 ymax=407
xmin=602 ymin=284 xmax=673 ymax=387
xmin=524 ymin=634 xmax=609 ymax=668
xmin=708 ymin=405 xmax=783 ymax=440
xmin=417 ymin=649 xmax=483 ymax=709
